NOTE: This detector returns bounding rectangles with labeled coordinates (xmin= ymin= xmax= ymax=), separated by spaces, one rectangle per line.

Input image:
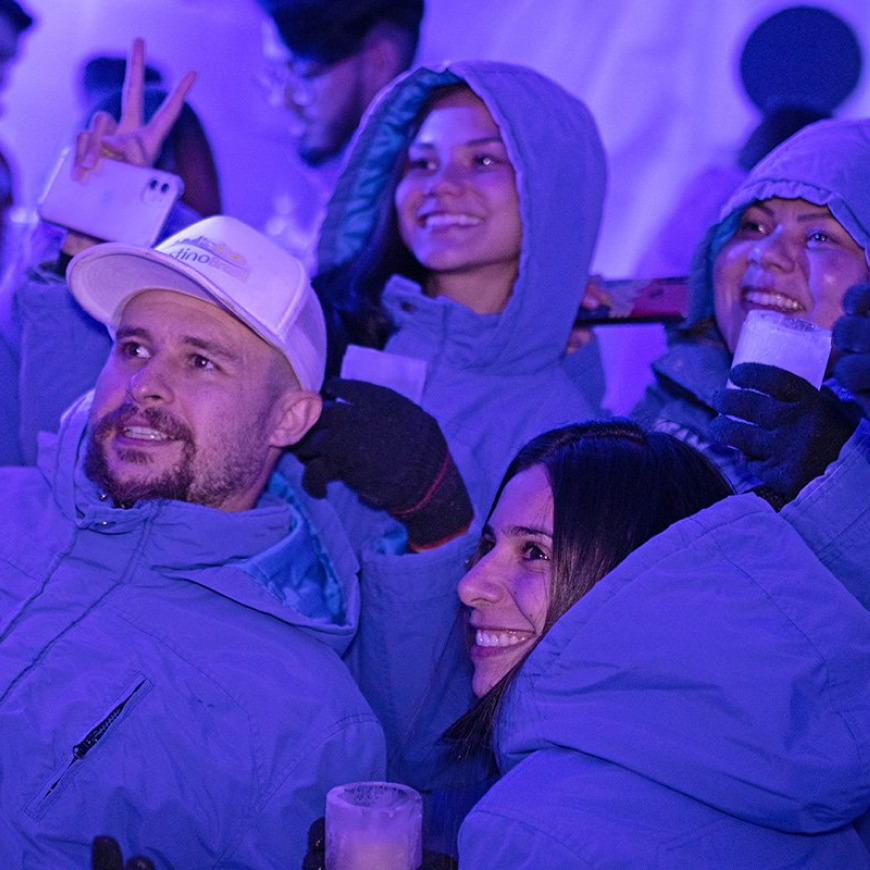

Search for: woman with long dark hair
xmin=445 ymin=421 xmax=870 ymax=867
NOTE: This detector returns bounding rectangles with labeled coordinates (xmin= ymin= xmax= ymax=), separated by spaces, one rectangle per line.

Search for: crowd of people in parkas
xmin=0 ymin=1 xmax=870 ymax=868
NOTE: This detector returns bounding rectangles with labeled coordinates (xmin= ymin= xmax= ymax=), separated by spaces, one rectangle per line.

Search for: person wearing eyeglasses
xmin=255 ymin=0 xmax=424 ymax=267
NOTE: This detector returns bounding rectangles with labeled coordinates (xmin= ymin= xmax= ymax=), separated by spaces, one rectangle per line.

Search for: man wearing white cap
xmin=71 ymin=214 xmax=326 ymax=512
xmin=0 ymin=214 xmax=385 ymax=868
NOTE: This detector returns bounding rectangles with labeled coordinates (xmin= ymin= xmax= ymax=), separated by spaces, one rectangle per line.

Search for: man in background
xmin=256 ymin=0 xmax=424 ymax=266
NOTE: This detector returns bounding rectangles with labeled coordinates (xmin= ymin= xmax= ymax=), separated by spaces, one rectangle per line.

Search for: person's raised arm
xmin=63 ymin=38 xmax=196 ymax=257
xmin=75 ymin=38 xmax=195 ymax=175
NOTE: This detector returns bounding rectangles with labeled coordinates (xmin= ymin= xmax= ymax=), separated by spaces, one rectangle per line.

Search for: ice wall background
xmin=2 ymin=0 xmax=867 ymax=411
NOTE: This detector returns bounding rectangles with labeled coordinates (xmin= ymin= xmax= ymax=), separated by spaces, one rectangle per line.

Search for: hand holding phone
xmin=38 ymin=38 xmax=195 ymax=249
xmin=38 ymin=148 xmax=183 ymax=247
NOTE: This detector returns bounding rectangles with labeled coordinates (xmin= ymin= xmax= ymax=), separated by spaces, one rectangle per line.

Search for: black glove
xmin=710 ymin=362 xmax=858 ymax=502
xmin=91 ymin=836 xmax=154 ymax=870
xmin=420 ymin=852 xmax=459 ymax=869
xmin=833 ymin=283 xmax=870 ymax=416
xmin=293 ymin=379 xmax=473 ymax=549
xmin=302 ymin=817 xmax=325 ymax=870
xmin=301 ymin=816 xmax=457 ymax=870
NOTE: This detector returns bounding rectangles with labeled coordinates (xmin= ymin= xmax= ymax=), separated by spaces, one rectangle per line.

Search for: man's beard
xmin=84 ymin=400 xmax=274 ymax=510
xmin=84 ymin=402 xmax=197 ymax=508
xmin=296 ymin=115 xmax=356 ymax=167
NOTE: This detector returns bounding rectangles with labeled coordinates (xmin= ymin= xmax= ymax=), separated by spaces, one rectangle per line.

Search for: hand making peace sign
xmin=73 ymin=37 xmax=196 ymax=178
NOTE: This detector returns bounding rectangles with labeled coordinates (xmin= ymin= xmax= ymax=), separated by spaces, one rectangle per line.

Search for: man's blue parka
xmin=0 ymin=395 xmax=385 ymax=868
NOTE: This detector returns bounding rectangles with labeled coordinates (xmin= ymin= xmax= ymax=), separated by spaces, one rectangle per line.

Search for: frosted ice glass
xmin=731 ymin=310 xmax=832 ymax=389
xmin=326 ymin=781 xmax=423 ymax=870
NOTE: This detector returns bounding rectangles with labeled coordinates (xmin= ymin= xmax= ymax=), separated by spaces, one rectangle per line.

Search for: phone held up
xmin=38 ymin=148 xmax=184 ymax=247
xmin=575 ymin=276 xmax=689 ymax=326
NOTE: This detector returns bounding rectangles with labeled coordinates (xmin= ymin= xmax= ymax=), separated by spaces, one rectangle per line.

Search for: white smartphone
xmin=37 ymin=148 xmax=184 ymax=247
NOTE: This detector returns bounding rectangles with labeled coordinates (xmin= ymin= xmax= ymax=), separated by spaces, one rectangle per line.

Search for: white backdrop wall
xmin=2 ymin=0 xmax=868 ymax=409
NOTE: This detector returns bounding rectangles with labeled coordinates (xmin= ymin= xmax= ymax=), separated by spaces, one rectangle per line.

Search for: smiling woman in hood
xmin=637 ymin=119 xmax=870 ymax=460
xmin=631 ymin=118 xmax=870 ymax=615
xmin=689 ymin=118 xmax=870 ymax=335
xmin=311 ymin=60 xmax=608 ymax=520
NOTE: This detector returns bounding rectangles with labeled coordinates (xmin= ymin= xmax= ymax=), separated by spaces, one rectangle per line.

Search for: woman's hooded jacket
xmin=632 ymin=118 xmax=870 ymax=611
xmin=317 ymin=60 xmax=608 ymax=515
xmin=690 ymin=116 xmax=870 ymax=326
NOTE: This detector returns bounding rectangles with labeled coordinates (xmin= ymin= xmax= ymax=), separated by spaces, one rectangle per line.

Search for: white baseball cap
xmin=66 ymin=215 xmax=327 ymax=391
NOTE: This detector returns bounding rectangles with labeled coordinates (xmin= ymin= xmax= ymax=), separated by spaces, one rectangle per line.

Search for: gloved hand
xmin=301 ymin=817 xmax=458 ymax=870
xmin=710 ymin=362 xmax=858 ymax=502
xmin=833 ymin=283 xmax=870 ymax=416
xmin=293 ymin=379 xmax=473 ymax=549
xmin=91 ymin=836 xmax=154 ymax=870
xmin=302 ymin=817 xmax=325 ymax=870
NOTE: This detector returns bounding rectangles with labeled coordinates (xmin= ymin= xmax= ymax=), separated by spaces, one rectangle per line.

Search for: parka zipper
xmin=44 ymin=679 xmax=145 ymax=798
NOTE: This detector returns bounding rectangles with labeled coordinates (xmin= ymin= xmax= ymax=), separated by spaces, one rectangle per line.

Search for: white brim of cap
xmin=67 ymin=243 xmax=286 ymax=358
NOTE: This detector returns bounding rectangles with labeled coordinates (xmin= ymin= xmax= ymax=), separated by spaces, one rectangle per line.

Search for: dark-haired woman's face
xmin=458 ymin=465 xmax=552 ymax=697
xmin=394 ymin=88 xmax=521 ymax=314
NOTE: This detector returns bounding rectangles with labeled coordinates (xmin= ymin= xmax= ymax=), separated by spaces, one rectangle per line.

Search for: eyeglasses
xmin=257 ymin=56 xmax=337 ymax=108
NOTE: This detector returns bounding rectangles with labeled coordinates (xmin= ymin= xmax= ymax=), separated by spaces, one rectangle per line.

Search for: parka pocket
xmin=26 ymin=675 xmax=152 ymax=819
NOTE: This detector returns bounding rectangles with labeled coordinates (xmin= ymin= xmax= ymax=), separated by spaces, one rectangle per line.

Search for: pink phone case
xmin=575 ymin=276 xmax=689 ymax=325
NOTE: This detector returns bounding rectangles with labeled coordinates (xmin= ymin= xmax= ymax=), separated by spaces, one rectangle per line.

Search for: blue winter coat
xmin=317 ymin=60 xmax=608 ymax=517
xmin=0 ymin=261 xmax=110 ymax=465
xmin=0 ymin=395 xmax=385 ymax=868
xmin=458 ymin=494 xmax=870 ymax=868
xmin=307 ymin=60 xmax=609 ymax=839
xmin=633 ymin=117 xmax=870 ymax=610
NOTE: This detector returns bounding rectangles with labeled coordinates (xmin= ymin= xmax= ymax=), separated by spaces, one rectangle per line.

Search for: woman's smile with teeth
xmin=421 ymin=212 xmax=483 ymax=229
xmin=742 ymin=287 xmax=803 ymax=312
xmin=475 ymin=628 xmax=533 ymax=648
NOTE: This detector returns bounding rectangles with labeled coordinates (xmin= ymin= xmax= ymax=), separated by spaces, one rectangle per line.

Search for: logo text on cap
xmin=167 ymin=235 xmax=250 ymax=282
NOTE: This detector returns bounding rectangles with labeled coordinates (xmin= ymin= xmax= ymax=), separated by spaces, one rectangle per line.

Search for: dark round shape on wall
xmin=740 ymin=5 xmax=862 ymax=114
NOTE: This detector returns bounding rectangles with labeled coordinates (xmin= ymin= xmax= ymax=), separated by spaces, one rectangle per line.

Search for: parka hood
xmin=318 ymin=60 xmax=607 ymax=372
xmin=689 ymin=117 xmax=870 ymax=325
xmin=496 ymin=494 xmax=870 ymax=833
xmin=39 ymin=393 xmax=361 ymax=656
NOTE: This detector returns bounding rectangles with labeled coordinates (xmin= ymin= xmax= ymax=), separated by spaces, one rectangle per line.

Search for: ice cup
xmin=325 ymin=781 xmax=423 ymax=870
xmin=729 ymin=309 xmax=832 ymax=389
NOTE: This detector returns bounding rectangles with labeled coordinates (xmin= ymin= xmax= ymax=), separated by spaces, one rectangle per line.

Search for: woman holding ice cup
xmin=632 ymin=117 xmax=870 ymax=611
